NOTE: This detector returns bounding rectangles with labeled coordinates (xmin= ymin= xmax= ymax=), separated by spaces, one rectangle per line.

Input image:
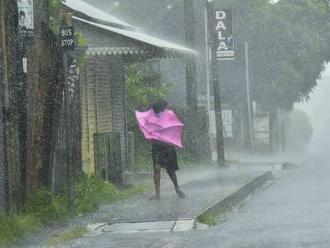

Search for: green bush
xmin=23 ymin=175 xmax=141 ymax=220
xmin=0 ymin=214 xmax=40 ymax=247
xmin=0 ymin=175 xmax=145 ymax=247
xmin=24 ymin=188 xmax=70 ymax=223
xmin=198 ymin=213 xmax=217 ymax=226
xmin=74 ymin=175 xmax=117 ymax=215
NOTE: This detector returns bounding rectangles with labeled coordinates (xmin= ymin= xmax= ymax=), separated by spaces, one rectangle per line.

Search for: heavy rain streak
xmin=0 ymin=0 xmax=329 ymax=247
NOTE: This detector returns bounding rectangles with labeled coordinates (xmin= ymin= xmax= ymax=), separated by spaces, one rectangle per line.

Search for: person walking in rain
xmin=135 ymin=100 xmax=185 ymax=200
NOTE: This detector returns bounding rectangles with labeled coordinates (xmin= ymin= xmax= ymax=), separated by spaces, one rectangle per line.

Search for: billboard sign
xmin=209 ymin=9 xmax=234 ymax=60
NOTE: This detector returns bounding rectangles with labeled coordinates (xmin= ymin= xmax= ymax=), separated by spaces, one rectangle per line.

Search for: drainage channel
xmin=87 ymin=219 xmax=197 ymax=235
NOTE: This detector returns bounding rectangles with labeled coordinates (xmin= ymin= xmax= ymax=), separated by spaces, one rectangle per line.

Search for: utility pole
xmin=204 ymin=6 xmax=214 ymax=160
xmin=0 ymin=0 xmax=22 ymax=212
xmin=61 ymin=12 xmax=75 ymax=212
xmin=18 ymin=20 xmax=29 ymax=203
xmin=63 ymin=52 xmax=74 ymax=211
xmin=245 ymin=42 xmax=254 ymax=152
xmin=183 ymin=0 xmax=198 ymax=113
xmin=183 ymin=0 xmax=199 ymax=158
xmin=206 ymin=0 xmax=226 ymax=167
xmin=0 ymin=0 xmax=8 ymax=213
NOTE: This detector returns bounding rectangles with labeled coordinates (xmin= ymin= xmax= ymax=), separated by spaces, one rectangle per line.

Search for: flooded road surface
xmin=182 ymin=139 xmax=330 ymax=247
xmin=62 ymin=125 xmax=330 ymax=248
xmin=184 ymin=164 xmax=329 ymax=247
xmin=65 ymin=154 xmax=330 ymax=248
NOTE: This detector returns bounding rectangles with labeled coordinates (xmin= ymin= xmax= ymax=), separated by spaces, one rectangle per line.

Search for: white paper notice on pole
xmin=222 ymin=110 xmax=233 ymax=138
xmin=17 ymin=0 xmax=34 ymax=33
xmin=209 ymin=110 xmax=233 ymax=138
xmin=253 ymin=112 xmax=270 ymax=150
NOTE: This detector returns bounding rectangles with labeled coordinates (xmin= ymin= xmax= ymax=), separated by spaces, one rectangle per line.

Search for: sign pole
xmin=245 ymin=42 xmax=254 ymax=152
xmin=204 ymin=6 xmax=214 ymax=160
xmin=18 ymin=32 xmax=28 ymax=201
xmin=17 ymin=0 xmax=34 ymax=201
xmin=206 ymin=1 xmax=226 ymax=167
xmin=62 ymin=51 xmax=74 ymax=212
xmin=61 ymin=11 xmax=75 ymax=212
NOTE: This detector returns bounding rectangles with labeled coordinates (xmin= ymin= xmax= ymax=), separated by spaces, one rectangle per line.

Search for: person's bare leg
xmin=166 ymin=169 xmax=185 ymax=198
xmin=150 ymin=165 xmax=161 ymax=200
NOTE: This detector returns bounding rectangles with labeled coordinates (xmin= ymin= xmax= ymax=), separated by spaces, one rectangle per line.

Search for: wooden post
xmin=63 ymin=52 xmax=74 ymax=212
xmin=62 ymin=11 xmax=75 ymax=212
xmin=1 ymin=0 xmax=23 ymax=212
xmin=0 ymin=0 xmax=9 ymax=213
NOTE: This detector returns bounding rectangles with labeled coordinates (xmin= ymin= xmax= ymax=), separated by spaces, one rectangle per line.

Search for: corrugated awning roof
xmin=73 ymin=16 xmax=197 ymax=56
xmin=62 ymin=0 xmax=133 ymax=29
xmin=62 ymin=0 xmax=197 ymax=58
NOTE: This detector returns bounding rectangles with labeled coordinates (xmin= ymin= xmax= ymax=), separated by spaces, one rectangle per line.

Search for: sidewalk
xmin=226 ymin=151 xmax=303 ymax=166
xmin=20 ymin=163 xmax=279 ymax=248
xmin=96 ymin=165 xmax=274 ymax=223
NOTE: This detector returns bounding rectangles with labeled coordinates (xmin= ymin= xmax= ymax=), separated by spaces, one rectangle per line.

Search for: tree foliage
xmin=125 ymin=63 xmax=169 ymax=159
xmin=84 ymin=0 xmax=329 ymax=110
xmin=285 ymin=109 xmax=313 ymax=152
xmin=125 ymin=63 xmax=169 ymax=131
xmin=219 ymin=0 xmax=330 ymax=110
xmin=47 ymin=0 xmax=63 ymax=34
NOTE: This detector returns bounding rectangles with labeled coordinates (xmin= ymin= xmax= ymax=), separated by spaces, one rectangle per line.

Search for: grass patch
xmin=0 ymin=175 xmax=146 ymax=247
xmin=198 ymin=205 xmax=238 ymax=227
xmin=74 ymin=175 xmax=118 ymax=215
xmin=74 ymin=176 xmax=146 ymax=215
xmin=118 ymin=184 xmax=146 ymax=200
xmin=198 ymin=213 xmax=217 ymax=226
xmin=0 ymin=214 xmax=40 ymax=247
xmin=47 ymin=226 xmax=88 ymax=246
xmin=24 ymin=188 xmax=70 ymax=224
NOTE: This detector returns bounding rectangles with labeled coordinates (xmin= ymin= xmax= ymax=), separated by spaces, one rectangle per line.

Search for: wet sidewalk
xmin=20 ymin=163 xmax=280 ymax=248
xmin=95 ymin=164 xmax=274 ymax=223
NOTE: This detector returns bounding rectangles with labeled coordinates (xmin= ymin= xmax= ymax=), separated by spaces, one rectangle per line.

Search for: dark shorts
xmin=151 ymin=142 xmax=179 ymax=171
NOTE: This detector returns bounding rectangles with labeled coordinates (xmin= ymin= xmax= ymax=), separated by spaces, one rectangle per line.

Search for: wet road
xmin=59 ymin=125 xmax=330 ymax=248
xmin=65 ymin=154 xmax=330 ymax=248
xmin=182 ymin=156 xmax=330 ymax=247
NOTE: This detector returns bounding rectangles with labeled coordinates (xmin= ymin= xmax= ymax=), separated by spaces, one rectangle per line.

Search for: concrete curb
xmin=197 ymin=171 xmax=274 ymax=221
